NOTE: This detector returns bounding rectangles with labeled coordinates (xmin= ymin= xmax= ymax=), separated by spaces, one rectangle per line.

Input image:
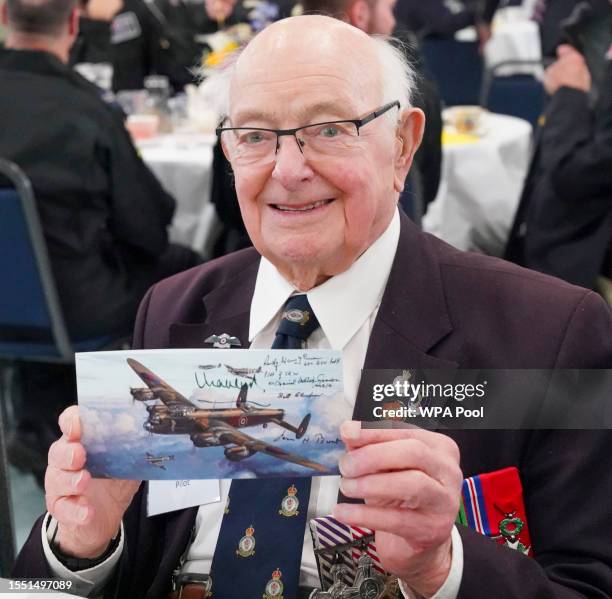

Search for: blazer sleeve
xmin=12 ymin=515 xmax=54 ymax=579
xmin=457 ymin=291 xmax=612 ymax=598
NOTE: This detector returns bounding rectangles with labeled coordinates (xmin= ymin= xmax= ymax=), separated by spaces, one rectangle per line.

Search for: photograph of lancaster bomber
xmin=128 ymin=358 xmax=327 ymax=472
xmin=76 ymin=349 xmax=346 ymax=480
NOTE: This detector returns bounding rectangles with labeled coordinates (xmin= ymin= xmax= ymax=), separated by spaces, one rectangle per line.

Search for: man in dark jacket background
xmin=505 ymin=41 xmax=612 ymax=291
xmin=394 ymin=0 xmax=500 ymax=46
xmin=70 ymin=0 xmax=200 ymax=91
xmin=0 ymin=0 xmax=200 ymax=480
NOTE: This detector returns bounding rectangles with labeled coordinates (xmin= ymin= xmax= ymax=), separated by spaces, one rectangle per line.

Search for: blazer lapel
xmin=354 ymin=213 xmax=458 ymax=421
xmin=168 ymin=260 xmax=259 ymax=350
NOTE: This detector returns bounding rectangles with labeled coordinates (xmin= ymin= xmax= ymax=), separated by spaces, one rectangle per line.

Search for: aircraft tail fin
xmin=236 ymin=383 xmax=249 ymax=408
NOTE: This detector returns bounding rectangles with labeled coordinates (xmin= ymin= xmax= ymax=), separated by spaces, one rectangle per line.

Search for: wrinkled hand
xmin=334 ymin=422 xmax=462 ymax=598
xmin=46 ymin=406 xmax=140 ymax=559
xmin=544 ymin=44 xmax=591 ymax=95
xmin=204 ymin=0 xmax=237 ymax=22
xmin=83 ymin=0 xmax=124 ymax=22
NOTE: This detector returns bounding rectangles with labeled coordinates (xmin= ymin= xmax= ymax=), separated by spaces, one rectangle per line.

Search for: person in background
xmin=157 ymin=0 xmax=297 ymax=36
xmin=70 ymin=0 xmax=199 ymax=91
xmin=0 ymin=0 xmax=201 ymax=483
xmin=532 ymin=0 xmax=581 ymax=59
xmin=505 ymin=43 xmax=612 ymax=292
xmin=394 ymin=0 xmax=500 ymax=48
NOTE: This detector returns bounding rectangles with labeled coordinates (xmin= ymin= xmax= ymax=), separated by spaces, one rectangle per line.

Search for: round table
xmin=138 ymin=134 xmax=218 ymax=254
xmin=423 ymin=112 xmax=533 ymax=257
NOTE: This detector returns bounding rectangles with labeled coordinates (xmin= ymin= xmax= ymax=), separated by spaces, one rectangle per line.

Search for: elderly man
xmin=14 ymin=14 xmax=612 ymax=599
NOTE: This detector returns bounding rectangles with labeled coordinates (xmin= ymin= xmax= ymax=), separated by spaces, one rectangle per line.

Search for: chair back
xmin=0 ymin=159 xmax=72 ymax=362
xmin=481 ymin=60 xmax=545 ymax=128
xmin=422 ymin=39 xmax=484 ymax=107
xmin=0 ymin=160 xmax=130 ymax=576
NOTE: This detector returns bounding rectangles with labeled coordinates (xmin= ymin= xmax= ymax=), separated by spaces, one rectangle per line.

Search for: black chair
xmin=421 ymin=38 xmax=484 ymax=107
xmin=480 ymin=60 xmax=545 ymax=128
xmin=0 ymin=159 xmax=128 ymax=575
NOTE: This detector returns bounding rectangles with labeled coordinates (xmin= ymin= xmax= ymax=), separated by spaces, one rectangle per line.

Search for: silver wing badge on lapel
xmin=205 ymin=333 xmax=242 ymax=349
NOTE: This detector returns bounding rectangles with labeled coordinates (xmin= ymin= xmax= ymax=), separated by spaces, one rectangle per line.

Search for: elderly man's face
xmin=224 ymin=17 xmax=422 ymax=288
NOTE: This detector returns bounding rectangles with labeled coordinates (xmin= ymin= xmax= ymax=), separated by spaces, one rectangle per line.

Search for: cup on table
xmin=446 ymin=106 xmax=486 ymax=135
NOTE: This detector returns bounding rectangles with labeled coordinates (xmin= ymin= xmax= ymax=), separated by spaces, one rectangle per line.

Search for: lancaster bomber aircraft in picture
xmin=127 ymin=358 xmax=327 ymax=472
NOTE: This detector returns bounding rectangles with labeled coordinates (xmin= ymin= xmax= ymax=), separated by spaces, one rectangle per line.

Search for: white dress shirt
xmin=43 ymin=209 xmax=462 ymax=598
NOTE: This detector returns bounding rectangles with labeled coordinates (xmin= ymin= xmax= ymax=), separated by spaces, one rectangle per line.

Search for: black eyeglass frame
xmin=215 ymin=100 xmax=401 ymax=154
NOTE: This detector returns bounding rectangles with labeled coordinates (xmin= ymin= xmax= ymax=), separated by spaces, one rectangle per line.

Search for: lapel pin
xmin=205 ymin=333 xmax=242 ymax=349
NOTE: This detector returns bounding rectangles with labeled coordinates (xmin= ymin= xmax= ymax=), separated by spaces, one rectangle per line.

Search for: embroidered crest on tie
xmin=264 ymin=568 xmax=285 ymax=599
xmin=236 ymin=526 xmax=256 ymax=558
xmin=279 ymin=485 xmax=300 ymax=517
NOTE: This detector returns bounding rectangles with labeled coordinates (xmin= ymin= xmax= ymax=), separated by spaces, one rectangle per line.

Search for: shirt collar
xmin=249 ymin=208 xmax=401 ymax=349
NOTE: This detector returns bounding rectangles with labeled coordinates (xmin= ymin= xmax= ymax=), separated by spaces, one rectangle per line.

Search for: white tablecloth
xmin=139 ymin=134 xmax=218 ymax=254
xmin=455 ymin=6 xmax=543 ymax=76
xmin=485 ymin=7 xmax=543 ymax=75
xmin=423 ymin=112 xmax=533 ymax=256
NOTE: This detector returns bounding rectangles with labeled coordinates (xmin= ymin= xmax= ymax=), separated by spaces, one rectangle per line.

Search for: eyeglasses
xmin=216 ymin=101 xmax=400 ymax=166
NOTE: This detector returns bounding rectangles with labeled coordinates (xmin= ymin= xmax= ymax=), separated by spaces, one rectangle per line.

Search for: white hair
xmin=198 ymin=32 xmax=417 ymax=123
xmin=371 ymin=35 xmax=417 ymax=110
